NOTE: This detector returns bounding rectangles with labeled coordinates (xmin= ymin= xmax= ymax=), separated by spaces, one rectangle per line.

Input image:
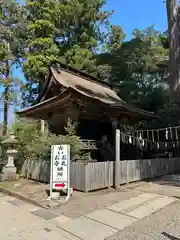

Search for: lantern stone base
xmin=0 ymin=150 xmax=19 ymax=182
xmin=0 ymin=172 xmax=19 ymax=182
xmin=3 ymin=166 xmax=17 ymax=174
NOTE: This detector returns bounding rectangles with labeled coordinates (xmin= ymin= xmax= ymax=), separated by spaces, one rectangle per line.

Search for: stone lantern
xmin=0 ymin=133 xmax=20 ymax=182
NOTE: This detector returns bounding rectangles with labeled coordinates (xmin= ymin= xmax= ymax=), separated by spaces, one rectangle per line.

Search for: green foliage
xmin=0 ymin=154 xmax=7 ymax=173
xmin=11 ymin=117 xmax=87 ymax=173
xmin=103 ymin=25 xmax=125 ymax=53
xmin=23 ymin=0 xmax=60 ymax=81
xmin=97 ymin=26 xmax=169 ymax=117
xmin=22 ymin=0 xmax=113 ymax=104
xmin=0 ymin=0 xmax=25 ymax=134
xmin=157 ymin=102 xmax=180 ymax=127
xmin=64 ymin=118 xmax=78 ymax=136
xmin=1 ymin=1 xmax=175 ymax=130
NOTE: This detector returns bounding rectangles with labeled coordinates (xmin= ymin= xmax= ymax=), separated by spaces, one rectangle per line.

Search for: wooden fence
xmin=21 ymin=158 xmax=180 ymax=192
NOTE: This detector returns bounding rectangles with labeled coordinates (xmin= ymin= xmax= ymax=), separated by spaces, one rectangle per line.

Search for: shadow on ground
xmin=150 ymin=173 xmax=180 ymax=188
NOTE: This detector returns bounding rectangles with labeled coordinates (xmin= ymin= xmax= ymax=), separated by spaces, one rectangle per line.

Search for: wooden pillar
xmin=39 ymin=118 xmax=49 ymax=135
xmin=115 ymin=128 xmax=120 ymax=189
xmin=111 ymin=119 xmax=118 ymax=147
xmin=111 ymin=118 xmax=121 ymax=189
xmin=40 ymin=120 xmax=45 ymax=133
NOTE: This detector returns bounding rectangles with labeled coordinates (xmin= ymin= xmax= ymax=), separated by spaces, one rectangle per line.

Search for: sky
xmin=105 ymin=0 xmax=167 ymax=39
xmin=14 ymin=0 xmax=168 ymax=77
xmin=11 ymin=0 xmax=168 ymax=123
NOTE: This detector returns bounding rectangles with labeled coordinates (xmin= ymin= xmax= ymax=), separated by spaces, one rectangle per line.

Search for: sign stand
xmin=50 ymin=144 xmax=71 ymax=201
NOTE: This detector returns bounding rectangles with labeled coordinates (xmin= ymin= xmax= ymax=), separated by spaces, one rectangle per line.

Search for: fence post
xmin=115 ymin=129 xmax=120 ymax=189
xmin=126 ymin=160 xmax=129 ymax=184
xmin=84 ymin=162 xmax=89 ymax=193
xmin=107 ymin=161 xmax=111 ymax=188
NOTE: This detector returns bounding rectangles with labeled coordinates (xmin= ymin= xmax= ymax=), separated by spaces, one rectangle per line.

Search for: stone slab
xmin=20 ymin=228 xmax=71 ymax=240
xmin=4 ymin=234 xmax=24 ymax=240
xmin=127 ymin=196 xmax=175 ymax=219
xmin=85 ymin=209 xmax=137 ymax=230
xmin=18 ymin=203 xmax=41 ymax=212
xmin=0 ymin=202 xmax=47 ymax=237
xmin=60 ymin=216 xmax=118 ymax=240
xmin=107 ymin=193 xmax=159 ymax=213
xmin=57 ymin=228 xmax=81 ymax=240
xmin=128 ymin=205 xmax=157 ymax=219
xmin=53 ymin=214 xmax=72 ymax=224
xmin=144 ymin=196 xmax=175 ymax=210
xmin=8 ymin=198 xmax=25 ymax=206
xmin=1 ymin=195 xmax=15 ymax=202
xmin=32 ymin=208 xmax=60 ymax=220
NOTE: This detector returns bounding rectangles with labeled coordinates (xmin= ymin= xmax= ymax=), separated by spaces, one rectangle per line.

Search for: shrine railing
xmin=81 ymin=139 xmax=97 ymax=150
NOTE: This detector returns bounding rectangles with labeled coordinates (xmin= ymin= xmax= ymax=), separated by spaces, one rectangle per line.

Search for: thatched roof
xmin=17 ymin=61 xmax=156 ymax=119
xmin=50 ymin=67 xmax=120 ymax=104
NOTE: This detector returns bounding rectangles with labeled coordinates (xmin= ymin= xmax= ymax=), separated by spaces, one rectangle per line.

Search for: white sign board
xmin=50 ymin=145 xmax=70 ymax=194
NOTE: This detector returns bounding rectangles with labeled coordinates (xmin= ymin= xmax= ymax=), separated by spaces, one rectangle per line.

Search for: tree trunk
xmin=3 ymin=60 xmax=10 ymax=136
xmin=166 ymin=0 xmax=180 ymax=101
xmin=3 ymin=86 xmax=9 ymax=136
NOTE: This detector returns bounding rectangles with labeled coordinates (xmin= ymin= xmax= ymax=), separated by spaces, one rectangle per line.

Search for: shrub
xmin=11 ymin=117 xmax=87 ymax=173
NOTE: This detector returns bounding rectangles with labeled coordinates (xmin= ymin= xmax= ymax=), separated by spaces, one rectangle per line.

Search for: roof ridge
xmin=49 ymin=60 xmax=113 ymax=89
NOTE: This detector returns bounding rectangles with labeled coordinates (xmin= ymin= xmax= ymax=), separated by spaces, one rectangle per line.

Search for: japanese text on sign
xmin=52 ymin=145 xmax=69 ymax=182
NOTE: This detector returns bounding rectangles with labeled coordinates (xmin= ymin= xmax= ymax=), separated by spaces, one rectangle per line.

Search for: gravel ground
xmin=106 ymin=199 xmax=180 ymax=240
xmin=0 ymin=179 xmax=48 ymax=202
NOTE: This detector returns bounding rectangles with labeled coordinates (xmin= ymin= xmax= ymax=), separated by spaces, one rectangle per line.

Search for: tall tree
xmin=97 ymin=26 xmax=169 ymax=112
xmin=166 ymin=0 xmax=180 ymax=101
xmin=96 ymin=24 xmax=125 ymax=82
xmin=23 ymin=0 xmax=60 ymax=82
xmin=23 ymin=0 xmax=113 ymax=105
xmin=0 ymin=0 xmax=25 ymax=135
xmin=59 ymin=0 xmax=112 ymax=72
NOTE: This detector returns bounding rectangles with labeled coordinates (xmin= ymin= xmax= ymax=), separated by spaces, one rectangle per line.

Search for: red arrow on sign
xmin=55 ymin=183 xmax=65 ymax=188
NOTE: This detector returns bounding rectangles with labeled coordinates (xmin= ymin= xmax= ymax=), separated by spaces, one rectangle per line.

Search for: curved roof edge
xmin=35 ymin=60 xmax=114 ymax=104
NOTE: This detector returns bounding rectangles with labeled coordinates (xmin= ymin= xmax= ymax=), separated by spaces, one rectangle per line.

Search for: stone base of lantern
xmin=0 ymin=150 xmax=19 ymax=182
xmin=0 ymin=165 xmax=19 ymax=182
xmin=0 ymin=172 xmax=19 ymax=182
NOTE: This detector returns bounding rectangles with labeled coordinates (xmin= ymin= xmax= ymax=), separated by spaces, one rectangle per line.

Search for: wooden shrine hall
xmin=17 ymin=61 xmax=155 ymax=160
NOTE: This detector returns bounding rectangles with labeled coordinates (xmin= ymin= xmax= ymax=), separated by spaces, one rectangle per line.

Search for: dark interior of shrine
xmin=77 ymin=118 xmax=114 ymax=161
xmin=77 ymin=118 xmax=145 ymax=161
xmin=76 ymin=118 xmax=176 ymax=161
xmin=78 ymin=118 xmax=113 ymax=143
